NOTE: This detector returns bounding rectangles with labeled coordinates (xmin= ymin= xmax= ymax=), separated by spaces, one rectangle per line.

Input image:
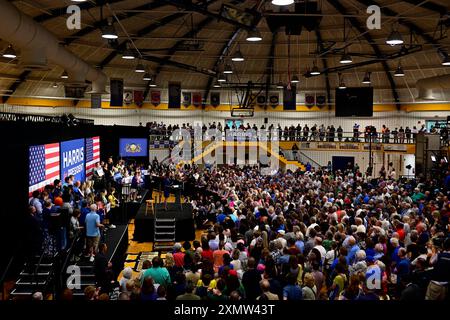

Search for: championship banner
xmin=110 ymin=79 xmax=123 ymax=107
xmin=91 ymin=94 xmax=101 ymax=109
xmin=123 ymin=89 xmax=133 ymax=106
xmin=150 ymin=90 xmax=161 ymax=107
xmin=134 ymin=90 xmax=144 ymax=108
xmin=183 ymin=92 xmax=192 ymax=107
xmin=60 ymin=138 xmax=85 ymax=182
xmin=305 ymin=93 xmax=315 ymax=108
xmin=269 ymin=92 xmax=279 ymax=108
xmin=283 ymin=85 xmax=296 ymax=110
xmin=193 ymin=92 xmax=202 ymax=107
xmin=210 ymin=92 xmax=220 ymax=107
xmin=168 ymin=82 xmax=181 ymax=108
xmin=316 ymin=94 xmax=326 ymax=108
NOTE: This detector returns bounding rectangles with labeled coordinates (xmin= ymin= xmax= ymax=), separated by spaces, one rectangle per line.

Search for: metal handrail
xmin=297 ymin=151 xmax=322 ymax=169
xmin=149 ymin=131 xmax=430 ymax=144
xmin=59 ymin=235 xmax=80 ymax=295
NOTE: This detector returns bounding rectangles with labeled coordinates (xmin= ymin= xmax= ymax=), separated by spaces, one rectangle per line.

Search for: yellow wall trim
xmin=5 ymin=97 xmax=450 ymax=112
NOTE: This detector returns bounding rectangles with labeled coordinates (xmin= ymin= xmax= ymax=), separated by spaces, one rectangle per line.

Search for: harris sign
xmin=60 ymin=138 xmax=85 ymax=182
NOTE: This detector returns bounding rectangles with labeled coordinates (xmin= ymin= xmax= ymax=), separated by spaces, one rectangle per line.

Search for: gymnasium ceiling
xmin=0 ymin=0 xmax=450 ymax=104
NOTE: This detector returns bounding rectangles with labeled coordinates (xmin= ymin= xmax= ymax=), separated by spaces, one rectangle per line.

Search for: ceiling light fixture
xmin=2 ymin=45 xmax=17 ymax=59
xmin=272 ymin=0 xmax=294 ymax=6
xmin=213 ymin=81 xmax=221 ymax=88
xmin=291 ymin=75 xmax=299 ymax=83
xmin=143 ymin=72 xmax=152 ymax=81
xmin=52 ymin=82 xmax=58 ymax=88
xmin=338 ymin=73 xmax=346 ymax=89
xmin=362 ymin=71 xmax=371 ymax=84
xmin=223 ymin=64 xmax=233 ymax=74
xmin=101 ymin=19 xmax=118 ymax=39
xmin=231 ymin=50 xmax=245 ymax=62
xmin=442 ymin=55 xmax=450 ymax=66
xmin=310 ymin=62 xmax=320 ymax=76
xmin=246 ymin=29 xmax=262 ymax=42
xmin=394 ymin=62 xmax=405 ymax=77
xmin=218 ymin=74 xmax=226 ymax=82
xmin=61 ymin=71 xmax=69 ymax=79
xmin=276 ymin=81 xmax=284 ymax=89
xmin=340 ymin=52 xmax=352 ymax=64
xmin=135 ymin=62 xmax=145 ymax=73
xmin=386 ymin=30 xmax=404 ymax=46
xmin=149 ymin=81 xmax=156 ymax=87
xmin=122 ymin=45 xmax=135 ymax=60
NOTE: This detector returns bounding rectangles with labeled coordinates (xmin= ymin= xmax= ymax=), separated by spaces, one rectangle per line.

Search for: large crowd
xmin=34 ymin=156 xmax=449 ymax=301
xmin=146 ymin=121 xmax=449 ymax=144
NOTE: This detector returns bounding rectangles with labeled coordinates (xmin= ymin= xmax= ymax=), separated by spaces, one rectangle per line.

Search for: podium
xmin=170 ymin=184 xmax=183 ymax=209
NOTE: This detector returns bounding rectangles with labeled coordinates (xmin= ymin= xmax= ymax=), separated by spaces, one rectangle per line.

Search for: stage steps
xmin=10 ymin=254 xmax=55 ymax=299
xmin=153 ymin=210 xmax=176 ymax=252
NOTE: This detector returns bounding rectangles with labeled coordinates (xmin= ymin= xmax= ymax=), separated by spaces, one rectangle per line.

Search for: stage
xmin=100 ymin=224 xmax=129 ymax=276
xmin=133 ymin=203 xmax=195 ymax=242
xmin=118 ymin=188 xmax=150 ymax=223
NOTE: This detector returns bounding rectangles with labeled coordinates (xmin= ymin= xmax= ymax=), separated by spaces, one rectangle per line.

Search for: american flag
xmin=86 ymin=136 xmax=100 ymax=178
xmin=29 ymin=143 xmax=60 ymax=195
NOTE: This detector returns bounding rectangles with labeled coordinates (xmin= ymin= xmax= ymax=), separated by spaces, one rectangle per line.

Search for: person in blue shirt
xmin=217 ymin=211 xmax=227 ymax=224
xmin=396 ymin=247 xmax=411 ymax=293
xmin=390 ymin=237 xmax=402 ymax=267
xmin=85 ymin=204 xmax=104 ymax=262
xmin=346 ymin=236 xmax=360 ymax=265
xmin=306 ymin=162 xmax=312 ymax=172
xmin=283 ymin=273 xmax=303 ymax=300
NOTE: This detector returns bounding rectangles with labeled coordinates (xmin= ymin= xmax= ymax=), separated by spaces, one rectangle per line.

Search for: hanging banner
xmin=91 ymin=94 xmax=101 ymax=109
xmin=269 ymin=92 xmax=279 ymax=108
xmin=192 ymin=92 xmax=202 ymax=107
xmin=182 ymin=92 xmax=192 ymax=107
xmin=168 ymin=81 xmax=181 ymax=108
xmin=134 ymin=90 xmax=144 ymax=108
xmin=305 ymin=93 xmax=315 ymax=108
xmin=150 ymin=90 xmax=161 ymax=107
xmin=316 ymin=94 xmax=326 ymax=108
xmin=283 ymin=85 xmax=296 ymax=110
xmin=110 ymin=79 xmax=123 ymax=107
xmin=123 ymin=89 xmax=133 ymax=106
xmin=210 ymin=92 xmax=220 ymax=107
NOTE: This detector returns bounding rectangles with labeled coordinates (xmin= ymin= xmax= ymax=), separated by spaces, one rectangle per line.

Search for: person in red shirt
xmin=172 ymin=243 xmax=185 ymax=267
xmin=287 ymin=238 xmax=301 ymax=256
xmin=201 ymin=239 xmax=214 ymax=263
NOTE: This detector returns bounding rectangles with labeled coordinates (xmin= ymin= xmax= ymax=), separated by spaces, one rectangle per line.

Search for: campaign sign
xmin=119 ymin=138 xmax=148 ymax=157
xmin=60 ymin=138 xmax=85 ymax=182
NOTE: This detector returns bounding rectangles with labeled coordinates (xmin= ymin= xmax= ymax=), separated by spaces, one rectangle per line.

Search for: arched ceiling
xmin=0 ymin=0 xmax=449 ymax=104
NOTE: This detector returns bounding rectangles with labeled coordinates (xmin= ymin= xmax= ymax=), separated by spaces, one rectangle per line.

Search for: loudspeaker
xmin=264 ymin=117 xmax=268 ymax=124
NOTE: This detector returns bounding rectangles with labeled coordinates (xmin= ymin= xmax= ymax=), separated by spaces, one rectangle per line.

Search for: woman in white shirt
xmin=230 ymin=249 xmax=243 ymax=278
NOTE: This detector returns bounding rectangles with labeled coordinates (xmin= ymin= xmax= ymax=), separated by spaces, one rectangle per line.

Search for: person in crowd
xmin=85 ymin=204 xmax=104 ymax=262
